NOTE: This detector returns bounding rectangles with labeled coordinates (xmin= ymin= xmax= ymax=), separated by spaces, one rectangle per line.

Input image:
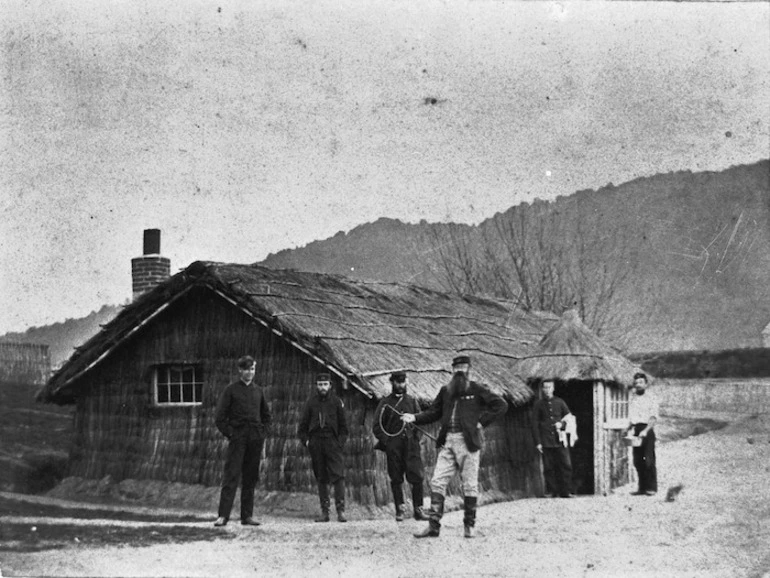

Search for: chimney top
xmin=143 ymin=229 xmax=161 ymax=255
xmin=132 ymin=229 xmax=170 ymax=300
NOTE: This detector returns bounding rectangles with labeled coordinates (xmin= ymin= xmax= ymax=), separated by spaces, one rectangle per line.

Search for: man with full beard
xmin=401 ymin=355 xmax=507 ymax=538
xmin=372 ymin=371 xmax=428 ymax=522
xmin=299 ymin=373 xmax=349 ymax=522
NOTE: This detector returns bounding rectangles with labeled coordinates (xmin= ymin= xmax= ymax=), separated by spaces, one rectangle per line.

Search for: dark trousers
xmin=542 ymin=445 xmax=573 ymax=497
xmin=218 ymin=426 xmax=264 ymax=520
xmin=632 ymin=424 xmax=657 ymax=493
xmin=308 ymin=433 xmax=345 ymax=484
xmin=385 ymin=436 xmax=424 ymax=507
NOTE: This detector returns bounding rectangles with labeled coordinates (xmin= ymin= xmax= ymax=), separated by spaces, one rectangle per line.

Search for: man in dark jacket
xmin=214 ymin=355 xmax=272 ymax=527
xmin=299 ymin=372 xmax=349 ymax=522
xmin=532 ymin=380 xmax=574 ymax=498
xmin=372 ymin=371 xmax=428 ymax=522
xmin=402 ymin=355 xmax=507 ymax=539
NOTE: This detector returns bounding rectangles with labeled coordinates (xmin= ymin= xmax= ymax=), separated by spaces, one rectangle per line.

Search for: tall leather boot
xmin=314 ymin=484 xmax=330 ymax=523
xmin=463 ymin=496 xmax=478 ymax=538
xmin=391 ymin=481 xmax=405 ymax=521
xmin=334 ymin=479 xmax=347 ymax=522
xmin=412 ymin=483 xmax=428 ymax=521
xmin=414 ymin=492 xmax=443 ymax=538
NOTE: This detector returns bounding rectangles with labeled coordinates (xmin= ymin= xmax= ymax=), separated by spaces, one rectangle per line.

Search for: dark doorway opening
xmin=554 ymin=380 xmax=595 ymax=495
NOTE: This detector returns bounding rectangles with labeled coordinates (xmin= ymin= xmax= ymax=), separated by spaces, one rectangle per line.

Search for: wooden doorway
xmin=552 ymin=380 xmax=595 ymax=495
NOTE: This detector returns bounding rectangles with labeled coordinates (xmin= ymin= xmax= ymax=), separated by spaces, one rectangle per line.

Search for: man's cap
xmin=389 ymin=371 xmax=407 ymax=383
xmin=452 ymin=355 xmax=471 ymax=367
xmin=237 ymin=355 xmax=256 ymax=369
xmin=316 ymin=373 xmax=332 ymax=383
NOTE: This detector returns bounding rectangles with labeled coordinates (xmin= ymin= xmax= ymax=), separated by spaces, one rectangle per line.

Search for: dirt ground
xmin=1 ymin=414 xmax=769 ymax=578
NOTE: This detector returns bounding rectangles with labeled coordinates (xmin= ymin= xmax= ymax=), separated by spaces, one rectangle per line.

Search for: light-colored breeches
xmin=430 ymin=432 xmax=480 ymax=497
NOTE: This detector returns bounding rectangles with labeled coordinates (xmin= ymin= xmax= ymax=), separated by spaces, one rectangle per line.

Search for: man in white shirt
xmin=627 ymin=372 xmax=659 ymax=496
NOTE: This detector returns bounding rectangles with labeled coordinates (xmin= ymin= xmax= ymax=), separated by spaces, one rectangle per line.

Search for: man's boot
xmin=314 ymin=484 xmax=330 ymax=523
xmin=413 ymin=506 xmax=429 ymax=521
xmin=414 ymin=492 xmax=443 ymax=538
xmin=463 ymin=496 xmax=477 ymax=538
xmin=392 ymin=482 xmax=405 ymax=521
xmin=334 ymin=479 xmax=347 ymax=523
xmin=412 ymin=483 xmax=428 ymax=520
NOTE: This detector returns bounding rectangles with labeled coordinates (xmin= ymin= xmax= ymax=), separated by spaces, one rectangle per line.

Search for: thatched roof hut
xmin=37 ymin=262 xmax=556 ymax=510
xmin=515 ymin=309 xmax=642 ymax=496
xmin=516 ymin=309 xmax=640 ymax=387
xmin=40 ymin=261 xmax=555 ymax=406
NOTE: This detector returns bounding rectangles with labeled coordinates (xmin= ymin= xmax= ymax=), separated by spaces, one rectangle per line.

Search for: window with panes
xmin=153 ymin=364 xmax=203 ymax=406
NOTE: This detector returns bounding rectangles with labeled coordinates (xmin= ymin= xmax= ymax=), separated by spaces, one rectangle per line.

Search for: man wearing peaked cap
xmin=213 ymin=355 xmax=272 ymax=527
xmin=372 ymin=371 xmax=428 ymax=522
xmin=402 ymin=354 xmax=506 ymax=538
xmin=532 ymin=380 xmax=575 ymax=498
xmin=298 ymin=372 xmax=349 ymax=522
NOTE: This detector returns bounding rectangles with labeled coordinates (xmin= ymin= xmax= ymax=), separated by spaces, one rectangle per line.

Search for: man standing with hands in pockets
xmin=214 ymin=355 xmax=272 ymax=527
xmin=299 ymin=373 xmax=349 ymax=523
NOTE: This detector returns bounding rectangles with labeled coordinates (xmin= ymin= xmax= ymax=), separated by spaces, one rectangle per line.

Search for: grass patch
xmin=0 ymin=522 xmax=234 ymax=553
xmin=0 ymin=496 xmax=205 ymax=523
xmin=0 ymin=383 xmax=73 ymax=458
xmin=657 ymin=416 xmax=728 ymax=443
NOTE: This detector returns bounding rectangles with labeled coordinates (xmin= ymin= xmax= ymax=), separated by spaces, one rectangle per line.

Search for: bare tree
xmin=428 ymin=224 xmax=487 ymax=296
xmin=563 ymin=197 xmax=634 ymax=338
xmin=428 ymin=196 xmax=638 ymax=341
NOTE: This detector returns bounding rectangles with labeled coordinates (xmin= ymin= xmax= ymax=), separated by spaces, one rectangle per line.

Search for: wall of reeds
xmin=68 ymin=287 xmax=296 ymax=485
xmin=606 ymin=429 xmax=629 ymax=491
xmin=65 ymin=287 xmax=392 ymax=504
xmin=66 ymin=287 xmax=542 ymax=507
xmin=0 ymin=342 xmax=50 ymax=385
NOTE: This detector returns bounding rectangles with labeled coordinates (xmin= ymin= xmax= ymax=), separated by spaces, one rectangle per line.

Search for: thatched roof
xmin=515 ymin=309 xmax=640 ymax=387
xmin=39 ymin=262 xmax=556 ymax=406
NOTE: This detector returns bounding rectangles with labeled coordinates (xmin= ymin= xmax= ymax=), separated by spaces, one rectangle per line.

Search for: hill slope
xmin=260 ymin=218 xmax=468 ymax=289
xmin=0 ymin=305 xmax=123 ymax=368
xmin=262 ymin=160 xmax=770 ymax=352
xmin=4 ymin=161 xmax=767 ymax=360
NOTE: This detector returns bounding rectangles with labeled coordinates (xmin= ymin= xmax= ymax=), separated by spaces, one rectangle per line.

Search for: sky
xmin=1 ymin=0 xmax=768 ymax=334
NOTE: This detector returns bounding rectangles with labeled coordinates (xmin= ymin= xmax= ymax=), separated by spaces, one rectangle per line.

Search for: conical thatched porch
xmin=516 ymin=310 xmax=642 ymax=496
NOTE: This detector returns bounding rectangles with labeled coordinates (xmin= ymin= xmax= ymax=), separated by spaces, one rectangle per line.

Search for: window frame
xmin=151 ymin=364 xmax=204 ymax=407
xmin=603 ymin=385 xmax=630 ymax=430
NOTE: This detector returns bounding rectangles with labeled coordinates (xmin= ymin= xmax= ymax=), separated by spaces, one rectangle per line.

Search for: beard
xmin=447 ymin=371 xmax=469 ymax=399
xmin=392 ymin=384 xmax=406 ymax=396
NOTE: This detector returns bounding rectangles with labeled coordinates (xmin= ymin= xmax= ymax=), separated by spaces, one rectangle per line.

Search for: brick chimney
xmin=131 ymin=229 xmax=170 ymax=300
